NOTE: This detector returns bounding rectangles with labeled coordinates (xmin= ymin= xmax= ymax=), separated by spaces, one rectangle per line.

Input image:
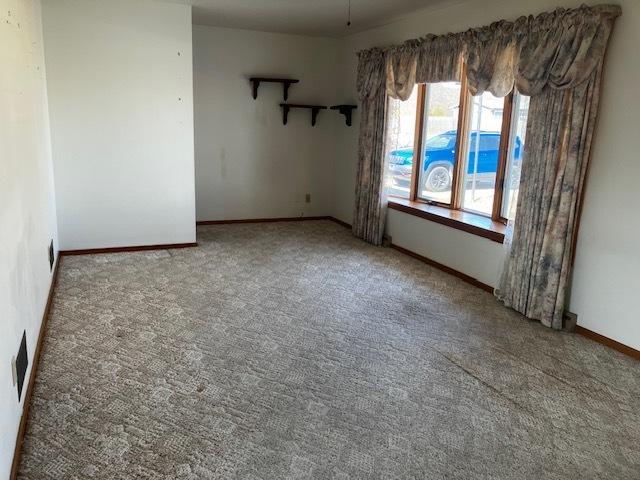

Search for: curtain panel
xmin=352 ymin=35 xmax=466 ymax=245
xmin=352 ymin=4 xmax=620 ymax=328
xmin=496 ymin=66 xmax=604 ymax=329
xmin=353 ymin=48 xmax=388 ymax=245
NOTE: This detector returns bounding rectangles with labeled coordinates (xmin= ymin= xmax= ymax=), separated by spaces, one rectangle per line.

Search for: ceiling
xmin=168 ymin=0 xmax=449 ymax=37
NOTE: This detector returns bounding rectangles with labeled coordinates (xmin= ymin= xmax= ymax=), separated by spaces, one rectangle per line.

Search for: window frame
xmin=499 ymin=93 xmax=529 ymax=221
xmin=492 ymin=91 xmax=514 ymax=223
xmin=389 ymin=67 xmax=519 ymax=225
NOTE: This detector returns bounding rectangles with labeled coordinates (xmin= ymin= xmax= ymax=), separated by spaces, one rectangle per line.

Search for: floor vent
xmin=563 ymin=311 xmax=578 ymax=332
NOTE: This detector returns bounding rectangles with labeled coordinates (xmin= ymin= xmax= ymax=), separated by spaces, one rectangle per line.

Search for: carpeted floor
xmin=18 ymin=220 xmax=640 ymax=479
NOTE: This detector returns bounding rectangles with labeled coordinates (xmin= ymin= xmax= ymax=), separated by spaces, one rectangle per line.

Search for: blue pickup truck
xmin=388 ymin=130 xmax=522 ymax=192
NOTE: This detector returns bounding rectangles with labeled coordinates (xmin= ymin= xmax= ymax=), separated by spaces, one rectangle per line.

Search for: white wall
xmin=333 ymin=0 xmax=640 ymax=349
xmin=42 ymin=0 xmax=196 ymax=250
xmin=193 ymin=26 xmax=344 ymax=221
xmin=0 ymin=0 xmax=58 ymax=477
xmin=387 ymin=213 xmax=505 ymax=288
xmin=569 ymin=0 xmax=640 ymax=350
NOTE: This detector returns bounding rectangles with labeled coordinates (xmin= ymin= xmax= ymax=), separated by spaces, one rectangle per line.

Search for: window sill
xmin=387 ymin=198 xmax=505 ymax=243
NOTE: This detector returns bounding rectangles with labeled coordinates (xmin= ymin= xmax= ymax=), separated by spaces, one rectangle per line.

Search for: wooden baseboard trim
xmin=575 ymin=326 xmax=640 ymax=361
xmin=391 ymin=243 xmax=639 ymax=360
xmin=196 ymin=216 xmax=353 ymax=231
xmin=197 ymin=216 xmax=330 ymax=226
xmin=11 ymin=256 xmax=62 ymax=480
xmin=60 ymin=242 xmax=197 ymax=256
xmin=328 ymin=217 xmax=352 ymax=229
xmin=390 ymin=243 xmax=494 ymax=293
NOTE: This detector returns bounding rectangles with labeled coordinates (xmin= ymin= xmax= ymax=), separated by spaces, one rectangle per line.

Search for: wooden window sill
xmin=388 ymin=198 xmax=506 ymax=243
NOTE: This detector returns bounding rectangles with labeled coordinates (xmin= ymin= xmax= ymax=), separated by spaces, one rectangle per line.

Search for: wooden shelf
xmin=330 ymin=104 xmax=357 ymax=126
xmin=279 ymin=103 xmax=327 ymax=126
xmin=250 ymin=77 xmax=299 ymax=101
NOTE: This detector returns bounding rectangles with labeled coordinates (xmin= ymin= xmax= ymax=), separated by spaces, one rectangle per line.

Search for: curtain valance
xmin=466 ymin=4 xmax=620 ymax=96
xmin=362 ymin=4 xmax=621 ymax=99
xmin=384 ymin=33 xmax=465 ymax=100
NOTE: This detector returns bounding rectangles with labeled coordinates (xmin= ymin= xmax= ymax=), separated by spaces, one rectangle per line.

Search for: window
xmin=384 ymin=88 xmax=418 ymax=198
xmin=416 ymin=81 xmax=462 ymax=205
xmin=385 ymin=70 xmax=529 ymax=225
xmin=461 ymin=91 xmax=505 ymax=216
xmin=501 ymin=94 xmax=529 ymax=219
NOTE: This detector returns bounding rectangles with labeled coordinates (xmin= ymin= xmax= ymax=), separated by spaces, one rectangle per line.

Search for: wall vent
xmin=16 ymin=331 xmax=28 ymax=401
xmin=49 ymin=239 xmax=54 ymax=271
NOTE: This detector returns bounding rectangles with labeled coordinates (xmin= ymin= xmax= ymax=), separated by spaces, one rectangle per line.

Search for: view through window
xmin=461 ymin=91 xmax=504 ymax=216
xmin=502 ymin=94 xmax=530 ymax=219
xmin=384 ymin=88 xmax=418 ymax=198
xmin=417 ymin=82 xmax=462 ymax=205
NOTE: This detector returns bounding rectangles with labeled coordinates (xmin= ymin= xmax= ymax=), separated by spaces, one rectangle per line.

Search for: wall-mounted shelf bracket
xmin=330 ymin=104 xmax=358 ymax=126
xmin=280 ymin=104 xmax=327 ymax=126
xmin=250 ymin=77 xmax=300 ymax=101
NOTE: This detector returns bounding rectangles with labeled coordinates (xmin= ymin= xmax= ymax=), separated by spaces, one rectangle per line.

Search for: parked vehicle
xmin=388 ymin=130 xmax=523 ymax=192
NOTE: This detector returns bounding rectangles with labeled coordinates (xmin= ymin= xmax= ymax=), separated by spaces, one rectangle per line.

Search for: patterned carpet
xmin=18 ymin=221 xmax=640 ymax=479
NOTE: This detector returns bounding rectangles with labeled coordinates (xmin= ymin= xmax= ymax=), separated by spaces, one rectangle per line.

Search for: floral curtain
xmin=352 ymin=35 xmax=465 ymax=245
xmin=464 ymin=5 xmax=621 ymax=97
xmin=496 ymin=64 xmax=606 ymax=329
xmin=352 ymin=49 xmax=388 ymax=245
xmin=353 ymin=4 xmax=621 ymax=328
xmin=386 ymin=33 xmax=465 ymax=100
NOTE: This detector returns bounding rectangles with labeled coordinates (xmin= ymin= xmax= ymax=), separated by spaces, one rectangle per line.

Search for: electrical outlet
xmin=48 ymin=239 xmax=54 ymax=271
xmin=305 ymin=193 xmax=311 ymax=203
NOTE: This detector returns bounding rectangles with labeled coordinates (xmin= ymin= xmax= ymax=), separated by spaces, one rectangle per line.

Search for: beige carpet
xmin=18 ymin=220 xmax=640 ymax=479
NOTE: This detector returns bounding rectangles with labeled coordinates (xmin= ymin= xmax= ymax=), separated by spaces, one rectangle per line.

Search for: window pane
xmin=417 ymin=82 xmax=462 ymax=204
xmin=384 ymin=88 xmax=418 ymax=198
xmin=461 ymin=92 xmax=505 ymax=216
xmin=501 ymin=94 xmax=530 ymax=218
